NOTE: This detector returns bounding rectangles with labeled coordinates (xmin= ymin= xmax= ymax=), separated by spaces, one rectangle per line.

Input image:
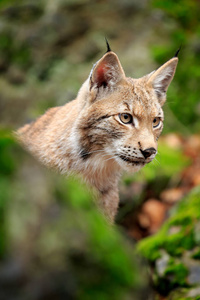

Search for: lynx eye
xmin=119 ymin=113 xmax=132 ymax=124
xmin=153 ymin=117 xmax=161 ymax=128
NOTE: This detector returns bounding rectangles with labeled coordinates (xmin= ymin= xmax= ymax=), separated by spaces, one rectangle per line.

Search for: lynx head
xmin=76 ymin=47 xmax=178 ymax=172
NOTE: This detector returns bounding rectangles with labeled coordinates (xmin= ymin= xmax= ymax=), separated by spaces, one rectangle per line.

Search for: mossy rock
xmin=137 ymin=186 xmax=200 ymax=298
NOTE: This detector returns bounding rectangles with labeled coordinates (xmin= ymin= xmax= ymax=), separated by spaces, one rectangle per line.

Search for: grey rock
xmin=155 ymin=250 xmax=170 ymax=276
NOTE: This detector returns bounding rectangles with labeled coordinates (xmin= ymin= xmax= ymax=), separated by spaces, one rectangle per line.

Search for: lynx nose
xmin=140 ymin=147 xmax=156 ymax=159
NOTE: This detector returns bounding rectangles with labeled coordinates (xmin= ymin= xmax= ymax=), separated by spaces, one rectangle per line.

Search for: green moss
xmin=138 ymin=221 xmax=195 ymax=260
xmin=165 ymin=229 xmax=195 ymax=256
xmin=165 ymin=262 xmax=188 ymax=286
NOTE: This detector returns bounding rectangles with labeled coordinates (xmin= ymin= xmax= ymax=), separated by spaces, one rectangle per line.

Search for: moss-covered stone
xmin=137 ymin=187 xmax=200 ymax=298
xmin=169 ymin=286 xmax=200 ymax=300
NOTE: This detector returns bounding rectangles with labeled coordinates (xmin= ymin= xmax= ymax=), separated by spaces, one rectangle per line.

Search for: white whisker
xmin=78 ymin=148 xmax=106 ymax=156
xmin=103 ymin=156 xmax=116 ymax=163
xmin=154 ymin=157 xmax=160 ymax=165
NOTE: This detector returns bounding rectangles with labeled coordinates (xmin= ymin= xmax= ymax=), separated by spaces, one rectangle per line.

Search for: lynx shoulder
xmin=17 ymin=46 xmax=178 ymax=222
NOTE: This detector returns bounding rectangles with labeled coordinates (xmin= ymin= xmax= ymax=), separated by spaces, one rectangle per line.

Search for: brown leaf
xmin=138 ymin=199 xmax=167 ymax=234
xmin=162 ymin=133 xmax=183 ymax=149
xmin=184 ymin=135 xmax=200 ymax=159
xmin=161 ymin=188 xmax=185 ymax=204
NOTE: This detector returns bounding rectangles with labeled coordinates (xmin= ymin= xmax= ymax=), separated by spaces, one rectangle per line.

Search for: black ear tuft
xmin=174 ymin=46 xmax=181 ymax=57
xmin=105 ymin=37 xmax=111 ymax=53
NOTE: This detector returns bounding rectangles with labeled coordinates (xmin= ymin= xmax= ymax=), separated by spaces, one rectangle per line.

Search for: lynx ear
xmin=147 ymin=57 xmax=178 ymax=105
xmin=89 ymin=51 xmax=125 ymax=92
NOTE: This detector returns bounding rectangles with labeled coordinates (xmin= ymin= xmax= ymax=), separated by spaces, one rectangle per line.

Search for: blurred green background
xmin=0 ymin=0 xmax=200 ymax=299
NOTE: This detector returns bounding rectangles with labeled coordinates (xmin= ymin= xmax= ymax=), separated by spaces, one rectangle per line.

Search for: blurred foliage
xmin=0 ymin=130 xmax=17 ymax=257
xmin=0 ymin=131 xmax=150 ymax=300
xmin=152 ymin=0 xmax=199 ymax=29
xmin=0 ymin=129 xmax=17 ymax=176
xmin=151 ymin=0 xmax=200 ymax=133
xmin=0 ymin=31 xmax=31 ymax=70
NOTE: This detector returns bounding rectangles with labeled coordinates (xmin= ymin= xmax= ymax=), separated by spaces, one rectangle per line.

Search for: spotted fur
xmin=16 ymin=50 xmax=178 ymax=222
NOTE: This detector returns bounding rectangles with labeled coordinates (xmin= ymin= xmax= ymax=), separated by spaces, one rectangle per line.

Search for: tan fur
xmin=16 ymin=51 xmax=178 ymax=223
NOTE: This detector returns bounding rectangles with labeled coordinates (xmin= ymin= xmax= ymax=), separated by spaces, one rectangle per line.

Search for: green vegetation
xmin=0 ymin=130 xmax=17 ymax=257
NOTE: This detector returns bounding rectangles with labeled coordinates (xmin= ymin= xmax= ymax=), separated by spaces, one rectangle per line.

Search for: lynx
xmin=17 ymin=43 xmax=178 ymax=223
